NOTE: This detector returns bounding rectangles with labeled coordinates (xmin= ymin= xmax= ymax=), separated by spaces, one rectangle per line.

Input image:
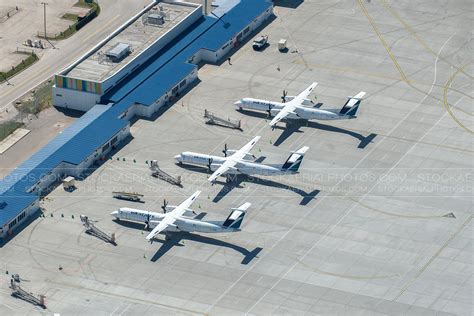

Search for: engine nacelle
xmin=182 ymin=209 xmax=196 ymax=217
xmin=163 ymin=205 xmax=176 ymax=213
xmin=284 ymin=96 xmax=314 ymax=106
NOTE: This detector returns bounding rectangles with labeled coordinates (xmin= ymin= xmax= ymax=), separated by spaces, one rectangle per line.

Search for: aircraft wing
xmin=145 ymin=215 xmax=176 ymax=241
xmin=208 ymin=159 xmax=236 ymax=182
xmin=171 ymin=190 xmax=201 ymax=217
xmin=292 ymin=82 xmax=318 ymax=105
xmin=145 ymin=191 xmax=201 ymax=241
xmin=208 ymin=136 xmax=260 ymax=182
xmin=269 ymin=104 xmax=296 ymax=127
xmin=234 ymin=136 xmax=261 ymax=160
xmin=269 ymin=82 xmax=318 ymax=127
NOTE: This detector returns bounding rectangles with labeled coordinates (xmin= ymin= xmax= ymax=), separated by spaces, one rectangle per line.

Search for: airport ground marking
xmin=244 ymin=20 xmax=472 ymax=313
xmin=47 ymin=279 xmax=205 ymax=315
xmin=292 ymin=59 xmax=473 ymax=103
xmin=357 ymin=0 xmax=408 ymax=83
xmin=378 ymin=0 xmax=474 ymax=123
xmin=443 ymin=64 xmax=473 ymax=134
xmin=235 ymin=76 xmax=464 ymax=313
xmin=349 ymin=197 xmax=455 ymax=219
xmin=274 ymin=5 xmax=309 ymax=70
xmin=379 ymin=0 xmax=473 ymax=81
xmin=359 ymin=0 xmax=473 ymax=134
xmin=295 ymin=257 xmax=400 ymax=280
xmin=393 ymin=214 xmax=473 ymax=301
xmin=241 ymin=97 xmax=441 ymax=313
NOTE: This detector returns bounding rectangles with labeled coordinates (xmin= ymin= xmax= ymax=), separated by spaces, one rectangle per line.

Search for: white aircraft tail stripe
xmin=340 ymin=91 xmax=366 ymax=116
xmin=223 ymin=210 xmax=246 ymax=229
xmin=281 ymin=146 xmax=309 ymax=172
xmin=231 ymin=202 xmax=251 ymax=212
xmin=223 ymin=202 xmax=250 ymax=229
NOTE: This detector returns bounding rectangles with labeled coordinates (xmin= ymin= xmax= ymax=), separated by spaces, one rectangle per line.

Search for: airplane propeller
xmin=144 ymin=212 xmax=151 ymax=230
xmin=161 ymin=199 xmax=168 ymax=213
xmin=222 ymin=143 xmax=228 ymax=157
xmin=207 ymin=158 xmax=213 ymax=172
xmin=281 ymin=90 xmax=287 ymax=103
xmin=267 ymin=104 xmax=273 ymax=118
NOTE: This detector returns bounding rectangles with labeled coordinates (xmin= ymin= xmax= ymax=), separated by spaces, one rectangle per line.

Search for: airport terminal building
xmin=53 ymin=0 xmax=272 ymax=116
xmin=0 ymin=0 xmax=273 ymax=239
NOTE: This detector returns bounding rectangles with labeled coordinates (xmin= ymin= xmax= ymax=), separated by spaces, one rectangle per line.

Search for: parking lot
xmin=0 ymin=0 xmax=472 ymax=315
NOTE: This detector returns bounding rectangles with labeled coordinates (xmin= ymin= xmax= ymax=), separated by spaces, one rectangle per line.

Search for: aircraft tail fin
xmin=339 ymin=91 xmax=366 ymax=116
xmin=222 ymin=202 xmax=250 ymax=229
xmin=281 ymin=146 xmax=309 ymax=172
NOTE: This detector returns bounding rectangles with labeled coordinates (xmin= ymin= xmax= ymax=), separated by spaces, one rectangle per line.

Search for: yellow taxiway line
xmin=443 ymin=64 xmax=473 ymax=134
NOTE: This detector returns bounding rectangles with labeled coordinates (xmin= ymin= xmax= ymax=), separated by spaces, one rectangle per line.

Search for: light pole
xmin=40 ymin=2 xmax=55 ymax=48
xmin=41 ymin=2 xmax=47 ymax=39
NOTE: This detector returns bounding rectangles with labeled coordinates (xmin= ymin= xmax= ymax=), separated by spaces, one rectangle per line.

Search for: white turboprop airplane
xmin=174 ymin=136 xmax=309 ymax=183
xmin=111 ymin=191 xmax=250 ymax=242
xmin=233 ymin=82 xmax=366 ymax=128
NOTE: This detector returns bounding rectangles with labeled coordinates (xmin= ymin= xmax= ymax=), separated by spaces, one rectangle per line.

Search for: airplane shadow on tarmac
xmin=112 ymin=219 xmax=262 ymax=265
xmin=175 ymin=164 xmax=320 ymax=205
xmin=212 ymin=176 xmax=320 ymax=205
xmin=237 ymin=109 xmax=377 ymax=148
xmin=150 ymin=232 xmax=263 ymax=264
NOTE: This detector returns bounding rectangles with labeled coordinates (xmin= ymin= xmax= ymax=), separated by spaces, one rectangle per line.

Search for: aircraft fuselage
xmin=111 ymin=208 xmax=237 ymax=233
xmin=174 ymin=152 xmax=294 ymax=176
xmin=235 ymin=98 xmax=351 ymax=121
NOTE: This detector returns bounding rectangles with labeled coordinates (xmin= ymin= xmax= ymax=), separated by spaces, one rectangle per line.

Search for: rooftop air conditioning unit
xmin=148 ymin=13 xmax=165 ymax=25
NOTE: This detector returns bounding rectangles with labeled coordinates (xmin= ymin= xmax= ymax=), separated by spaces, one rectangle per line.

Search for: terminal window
xmin=17 ymin=211 xmax=25 ymax=222
xmin=102 ymin=143 xmax=110 ymax=152
xmin=9 ymin=219 xmax=17 ymax=229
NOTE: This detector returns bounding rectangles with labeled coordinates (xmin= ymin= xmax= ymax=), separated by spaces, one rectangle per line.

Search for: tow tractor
xmin=252 ymin=35 xmax=268 ymax=50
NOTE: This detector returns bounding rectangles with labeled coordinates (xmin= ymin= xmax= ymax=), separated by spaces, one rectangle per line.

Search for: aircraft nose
xmin=234 ymin=100 xmax=242 ymax=107
xmin=174 ymin=154 xmax=182 ymax=162
xmin=110 ymin=210 xmax=119 ymax=217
